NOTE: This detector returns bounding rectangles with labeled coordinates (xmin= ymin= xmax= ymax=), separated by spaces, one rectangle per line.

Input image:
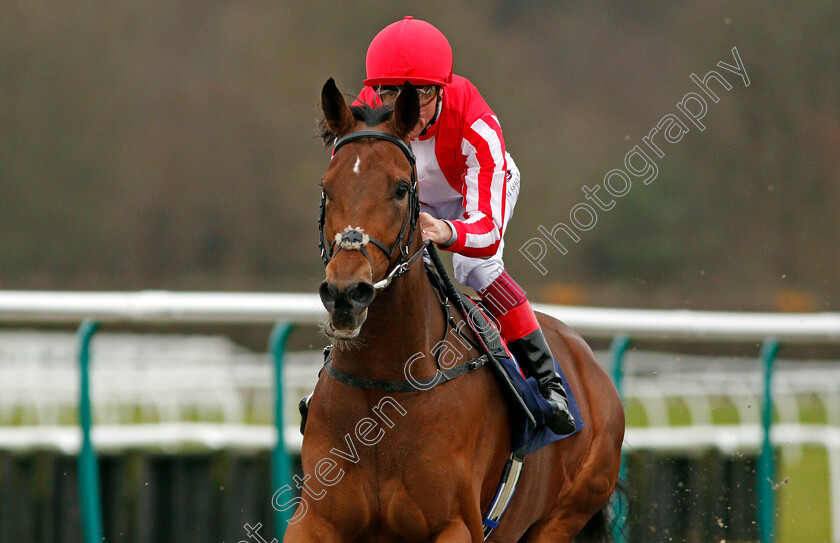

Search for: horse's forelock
xmin=319 ymin=103 xmax=394 ymax=145
xmin=351 ymin=103 xmax=394 ymax=126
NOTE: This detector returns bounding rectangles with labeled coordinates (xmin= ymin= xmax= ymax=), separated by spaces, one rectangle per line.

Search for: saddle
xmin=423 ymin=261 xmax=584 ymax=450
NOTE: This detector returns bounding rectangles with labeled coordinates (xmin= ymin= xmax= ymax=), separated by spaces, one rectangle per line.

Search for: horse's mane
xmin=319 ymin=101 xmax=394 ymax=144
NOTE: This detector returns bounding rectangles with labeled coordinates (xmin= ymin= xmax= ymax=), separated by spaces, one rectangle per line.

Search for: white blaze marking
xmin=353 ymin=155 xmax=361 ymax=174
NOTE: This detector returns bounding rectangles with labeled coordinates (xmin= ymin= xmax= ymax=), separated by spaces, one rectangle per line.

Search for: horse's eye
xmin=395 ymin=185 xmax=409 ymax=199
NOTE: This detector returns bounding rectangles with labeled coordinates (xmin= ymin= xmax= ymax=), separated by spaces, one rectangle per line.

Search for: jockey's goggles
xmin=376 ymin=85 xmax=439 ymax=106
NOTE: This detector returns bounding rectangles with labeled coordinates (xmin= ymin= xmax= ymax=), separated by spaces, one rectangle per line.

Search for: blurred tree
xmin=0 ymin=0 xmax=837 ymax=310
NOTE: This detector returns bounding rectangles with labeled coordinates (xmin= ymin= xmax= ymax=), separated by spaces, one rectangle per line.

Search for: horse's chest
xmin=369 ymin=437 xmax=461 ymax=498
xmin=358 ymin=453 xmax=464 ymax=539
xmin=304 ymin=398 xmax=474 ymax=539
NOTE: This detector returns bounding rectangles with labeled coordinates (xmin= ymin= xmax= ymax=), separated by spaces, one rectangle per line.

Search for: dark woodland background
xmin=2 ymin=1 xmax=838 ymax=312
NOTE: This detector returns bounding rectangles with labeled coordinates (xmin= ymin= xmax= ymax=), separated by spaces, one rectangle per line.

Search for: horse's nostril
xmin=348 ymin=282 xmax=375 ymax=310
xmin=319 ymin=281 xmax=338 ymax=311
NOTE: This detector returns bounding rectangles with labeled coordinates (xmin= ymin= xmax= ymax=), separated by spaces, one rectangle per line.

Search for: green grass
xmin=778 ymin=447 xmax=832 ymax=543
xmin=626 ymin=397 xmax=829 ymax=428
xmin=625 ymin=398 xmax=648 ymax=426
xmin=711 ymin=396 xmax=744 ymax=425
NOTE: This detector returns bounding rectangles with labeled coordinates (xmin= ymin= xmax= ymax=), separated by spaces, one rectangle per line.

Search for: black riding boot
xmin=506 ymin=329 xmax=576 ymax=435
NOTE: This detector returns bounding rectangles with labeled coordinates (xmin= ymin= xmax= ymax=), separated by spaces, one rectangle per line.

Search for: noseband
xmin=318 ymin=130 xmax=426 ymax=290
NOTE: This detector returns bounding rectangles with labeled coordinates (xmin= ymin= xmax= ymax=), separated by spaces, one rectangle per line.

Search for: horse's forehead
xmin=325 ymin=140 xmax=405 ymax=187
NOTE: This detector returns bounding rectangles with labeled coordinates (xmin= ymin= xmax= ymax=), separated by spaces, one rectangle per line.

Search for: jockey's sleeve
xmin=443 ymin=113 xmax=507 ymax=258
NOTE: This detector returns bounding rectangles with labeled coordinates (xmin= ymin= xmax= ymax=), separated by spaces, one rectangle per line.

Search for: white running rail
xmin=0 ymin=290 xmax=838 ymax=341
xmin=1 ymin=290 xmax=839 ymax=540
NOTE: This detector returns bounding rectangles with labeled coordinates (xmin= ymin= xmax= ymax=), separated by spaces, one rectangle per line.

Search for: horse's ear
xmin=391 ymin=81 xmax=420 ymax=139
xmin=321 ymin=78 xmax=354 ymax=136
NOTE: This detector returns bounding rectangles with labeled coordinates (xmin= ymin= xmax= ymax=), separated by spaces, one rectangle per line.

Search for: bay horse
xmin=283 ymin=78 xmax=624 ymax=542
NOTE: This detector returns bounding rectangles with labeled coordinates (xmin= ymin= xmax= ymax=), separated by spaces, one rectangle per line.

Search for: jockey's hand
xmin=419 ymin=212 xmax=453 ymax=245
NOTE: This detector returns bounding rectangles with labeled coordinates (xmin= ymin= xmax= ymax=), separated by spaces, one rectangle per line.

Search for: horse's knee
xmin=518 ymin=514 xmax=586 ymax=543
xmin=432 ymin=521 xmax=474 ymax=543
xmin=282 ymin=512 xmax=344 ymax=543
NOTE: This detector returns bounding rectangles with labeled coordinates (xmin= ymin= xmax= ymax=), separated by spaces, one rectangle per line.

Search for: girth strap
xmin=323 ymin=352 xmax=489 ymax=393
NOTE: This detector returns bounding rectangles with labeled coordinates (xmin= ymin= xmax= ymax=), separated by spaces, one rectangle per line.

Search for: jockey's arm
xmin=438 ymin=114 xmax=507 ymax=259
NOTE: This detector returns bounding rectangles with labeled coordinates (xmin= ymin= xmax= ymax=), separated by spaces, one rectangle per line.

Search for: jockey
xmin=354 ymin=16 xmax=576 ymax=435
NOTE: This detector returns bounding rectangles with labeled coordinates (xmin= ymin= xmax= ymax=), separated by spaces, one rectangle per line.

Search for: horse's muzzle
xmin=319 ymin=280 xmax=375 ymax=334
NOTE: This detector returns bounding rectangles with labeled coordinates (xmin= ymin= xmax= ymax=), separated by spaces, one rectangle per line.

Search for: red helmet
xmin=364 ymin=16 xmax=453 ymax=87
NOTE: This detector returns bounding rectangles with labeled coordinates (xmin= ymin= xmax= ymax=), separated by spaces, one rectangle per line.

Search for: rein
xmin=318 ymin=130 xmax=424 ymax=290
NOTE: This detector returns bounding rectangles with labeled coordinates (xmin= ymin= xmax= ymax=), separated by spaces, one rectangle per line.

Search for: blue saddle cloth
xmin=497 ymin=353 xmax=584 ymax=455
xmin=453 ymin=291 xmax=584 ymax=455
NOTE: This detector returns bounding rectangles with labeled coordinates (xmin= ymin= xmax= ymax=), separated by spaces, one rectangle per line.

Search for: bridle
xmin=318 ymin=130 xmax=427 ymax=290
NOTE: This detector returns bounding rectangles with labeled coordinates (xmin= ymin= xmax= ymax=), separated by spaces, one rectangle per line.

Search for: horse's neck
xmin=331 ymin=264 xmax=443 ymax=382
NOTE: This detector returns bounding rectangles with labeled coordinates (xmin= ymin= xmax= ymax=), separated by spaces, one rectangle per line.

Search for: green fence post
xmin=758 ymin=337 xmax=780 ymax=543
xmin=77 ymin=320 xmax=103 ymax=543
xmin=270 ymin=322 xmax=294 ymax=538
xmin=610 ymin=334 xmax=632 ymax=543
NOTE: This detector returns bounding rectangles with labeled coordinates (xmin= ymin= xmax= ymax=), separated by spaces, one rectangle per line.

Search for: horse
xmin=282 ymin=78 xmax=625 ymax=542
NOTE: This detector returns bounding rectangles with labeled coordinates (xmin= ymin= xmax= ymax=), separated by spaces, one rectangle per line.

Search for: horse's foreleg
xmin=282 ymin=511 xmax=345 ymax=543
xmin=516 ymin=512 xmax=590 ymax=543
xmin=431 ymin=520 xmax=478 ymax=543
